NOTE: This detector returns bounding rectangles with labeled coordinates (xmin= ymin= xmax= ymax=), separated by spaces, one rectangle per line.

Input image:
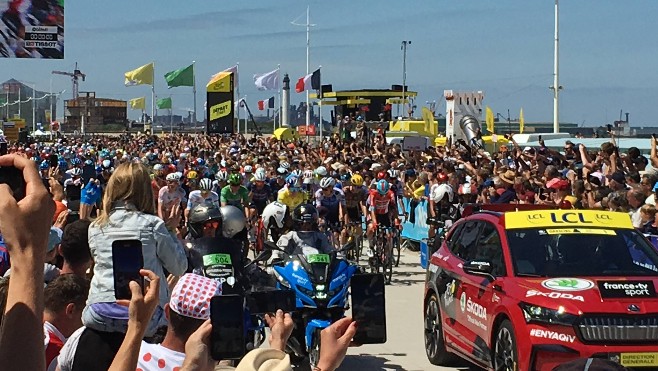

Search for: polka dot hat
xmin=169 ymin=273 xmax=221 ymax=320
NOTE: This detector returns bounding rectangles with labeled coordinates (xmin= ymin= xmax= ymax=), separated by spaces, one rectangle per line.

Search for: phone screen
xmin=49 ymin=154 xmax=59 ymax=168
xmin=0 ymin=166 xmax=26 ymax=201
xmin=210 ymin=295 xmax=245 ymax=360
xmin=111 ymin=240 xmax=144 ymax=300
xmin=0 ymin=142 xmax=7 ymax=155
xmin=351 ymin=273 xmax=387 ymax=344
xmin=246 ymin=290 xmax=296 ymax=314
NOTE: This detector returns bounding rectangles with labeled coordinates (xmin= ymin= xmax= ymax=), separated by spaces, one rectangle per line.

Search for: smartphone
xmin=49 ymin=154 xmax=59 ymax=168
xmin=0 ymin=142 xmax=7 ymax=156
xmin=607 ymin=124 xmax=613 ymax=132
xmin=210 ymin=295 xmax=245 ymax=360
xmin=0 ymin=166 xmax=26 ymax=201
xmin=82 ymin=164 xmax=95 ymax=184
xmin=111 ymin=240 xmax=144 ymax=300
xmin=351 ymin=273 xmax=387 ymax=344
xmin=246 ymin=290 xmax=296 ymax=314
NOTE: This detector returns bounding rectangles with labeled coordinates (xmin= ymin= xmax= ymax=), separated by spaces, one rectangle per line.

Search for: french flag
xmin=295 ymin=68 xmax=321 ymax=93
xmin=258 ymin=97 xmax=274 ymax=111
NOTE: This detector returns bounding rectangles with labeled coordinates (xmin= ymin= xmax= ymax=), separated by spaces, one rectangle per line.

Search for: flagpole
xmin=306 ymin=5 xmax=310 ymax=127
xmin=277 ymin=64 xmax=281 ymax=130
xmin=244 ymin=94 xmax=248 ymax=135
xmin=236 ymin=62 xmax=240 ymax=134
xmin=192 ymin=60 xmax=197 ymax=131
xmin=318 ymin=65 xmax=322 ymax=142
xmin=151 ymin=61 xmax=155 ymax=135
xmin=170 ymin=94 xmax=173 ymax=135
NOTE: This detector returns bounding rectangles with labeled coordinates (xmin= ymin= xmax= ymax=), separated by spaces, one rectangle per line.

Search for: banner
xmin=206 ymin=72 xmax=234 ymax=134
xmin=519 ymin=108 xmax=524 ymax=134
xmin=156 ymin=97 xmax=172 ymax=109
xmin=0 ymin=3 xmax=64 ymax=58
xmin=130 ymin=97 xmax=146 ymax=110
xmin=164 ymin=64 xmax=194 ymax=88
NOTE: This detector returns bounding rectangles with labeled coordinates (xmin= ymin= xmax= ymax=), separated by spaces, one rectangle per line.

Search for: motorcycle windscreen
xmin=306 ymin=253 xmax=332 ymax=283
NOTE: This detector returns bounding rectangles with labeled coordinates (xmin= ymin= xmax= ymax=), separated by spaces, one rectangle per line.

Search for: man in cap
xmin=607 ymin=171 xmax=627 ymax=191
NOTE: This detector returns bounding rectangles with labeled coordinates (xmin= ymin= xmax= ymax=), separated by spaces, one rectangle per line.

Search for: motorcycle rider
xmin=428 ymin=183 xmax=459 ymax=249
xmin=261 ymin=201 xmax=293 ymax=245
xmin=275 ymin=204 xmax=336 ymax=257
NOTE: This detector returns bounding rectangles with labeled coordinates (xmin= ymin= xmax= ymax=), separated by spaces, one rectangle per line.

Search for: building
xmin=1 ymin=79 xmax=57 ymax=129
xmin=64 ymin=92 xmax=127 ymax=132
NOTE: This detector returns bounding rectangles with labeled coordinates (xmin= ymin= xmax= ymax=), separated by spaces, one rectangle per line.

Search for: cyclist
xmin=220 ymin=204 xmax=250 ymax=260
xmin=342 ymin=174 xmax=368 ymax=245
xmin=221 ymin=174 xmax=251 ymax=218
xmin=366 ymin=179 xmax=400 ymax=257
xmin=428 ymin=183 xmax=459 ymax=247
xmin=185 ymin=178 xmax=220 ymax=222
xmin=247 ymin=170 xmax=272 ymax=217
xmin=315 ymin=176 xmax=346 ymax=247
xmin=269 ymin=167 xmax=288 ymax=196
xmin=158 ymin=172 xmax=186 ymax=221
xmin=388 ymin=169 xmax=405 ymax=218
xmin=277 ymin=174 xmax=305 ymax=211
xmin=183 ymin=170 xmax=198 ymax=195
xmin=213 ymin=169 xmax=228 ymax=194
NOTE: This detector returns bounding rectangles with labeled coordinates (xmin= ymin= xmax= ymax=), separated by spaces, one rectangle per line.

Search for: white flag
xmin=253 ymin=68 xmax=279 ymax=91
xmin=210 ymin=65 xmax=239 ymax=86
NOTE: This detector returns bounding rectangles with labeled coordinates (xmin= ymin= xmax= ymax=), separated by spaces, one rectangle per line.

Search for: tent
xmin=273 ymin=128 xmax=299 ymax=141
xmin=33 ymin=129 xmax=48 ymax=137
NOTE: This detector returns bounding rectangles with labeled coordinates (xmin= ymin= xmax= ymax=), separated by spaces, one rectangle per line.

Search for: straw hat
xmin=499 ymin=170 xmax=516 ymax=185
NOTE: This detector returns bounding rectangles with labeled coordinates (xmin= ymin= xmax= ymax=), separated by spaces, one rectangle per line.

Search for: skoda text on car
xmin=423 ymin=206 xmax=658 ymax=371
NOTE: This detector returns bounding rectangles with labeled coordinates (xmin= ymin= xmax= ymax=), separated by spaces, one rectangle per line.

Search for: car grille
xmin=577 ymin=315 xmax=658 ymax=344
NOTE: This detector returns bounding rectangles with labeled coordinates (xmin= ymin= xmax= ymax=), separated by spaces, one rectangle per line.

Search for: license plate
xmin=307 ymin=254 xmax=330 ymax=264
xmin=621 ymin=353 xmax=658 ymax=367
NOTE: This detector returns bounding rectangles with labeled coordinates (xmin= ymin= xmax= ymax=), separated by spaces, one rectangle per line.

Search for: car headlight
xmin=519 ymin=303 xmax=578 ymax=326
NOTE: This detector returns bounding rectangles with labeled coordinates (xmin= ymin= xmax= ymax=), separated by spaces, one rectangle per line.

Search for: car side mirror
xmin=463 ymin=260 xmax=494 ymax=279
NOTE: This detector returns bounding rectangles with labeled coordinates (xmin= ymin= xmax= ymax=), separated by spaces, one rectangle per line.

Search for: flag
xmin=164 ymin=64 xmax=194 ymax=88
xmin=210 ymin=65 xmax=238 ymax=86
xmin=124 ymin=63 xmax=154 ymax=86
xmin=129 ymin=97 xmax=146 ymax=110
xmin=295 ymin=68 xmax=320 ymax=93
xmin=486 ymin=106 xmax=495 ymax=133
xmin=253 ymin=69 xmax=279 ymax=91
xmin=519 ymin=108 xmax=525 ymax=134
xmin=258 ymin=97 xmax=275 ymax=110
xmin=157 ymin=97 xmax=172 ymax=109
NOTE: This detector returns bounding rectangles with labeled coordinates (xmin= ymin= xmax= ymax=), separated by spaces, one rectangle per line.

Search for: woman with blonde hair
xmin=82 ymin=162 xmax=188 ymax=342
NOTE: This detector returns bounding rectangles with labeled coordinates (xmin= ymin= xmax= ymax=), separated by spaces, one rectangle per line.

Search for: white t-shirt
xmin=137 ymin=342 xmax=185 ymax=371
xmin=186 ymin=190 xmax=219 ymax=210
xmin=646 ymin=194 xmax=656 ymax=206
xmin=56 ymin=326 xmax=84 ymax=371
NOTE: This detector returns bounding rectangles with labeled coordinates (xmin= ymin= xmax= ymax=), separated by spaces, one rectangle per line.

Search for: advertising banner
xmin=206 ymin=72 xmax=234 ymax=134
xmin=0 ymin=1 xmax=64 ymax=58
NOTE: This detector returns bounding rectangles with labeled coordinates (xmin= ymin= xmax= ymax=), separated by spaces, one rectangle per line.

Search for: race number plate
xmin=307 ymin=254 xmax=330 ymax=264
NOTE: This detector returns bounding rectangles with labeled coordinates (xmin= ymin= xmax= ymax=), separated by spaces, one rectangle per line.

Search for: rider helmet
xmin=377 ymin=171 xmax=387 ymax=180
xmin=196 ymin=158 xmax=206 ymax=167
xmin=243 ymin=165 xmax=253 ymax=173
xmin=228 ymin=173 xmax=242 ymax=186
xmin=261 ymin=201 xmax=290 ymax=230
xmin=166 ymin=172 xmax=181 ymax=182
xmin=186 ymin=170 xmax=198 ymax=180
xmin=253 ymin=171 xmax=267 ymax=182
xmin=436 ymin=172 xmax=449 ymax=182
xmin=199 ymin=178 xmax=213 ymax=191
xmin=280 ymin=161 xmax=290 ymax=170
xmin=220 ymin=205 xmax=247 ymax=238
xmin=387 ymin=169 xmax=399 ymax=179
xmin=71 ymin=158 xmax=82 ymax=166
xmin=286 ymin=175 xmax=302 ymax=189
xmin=215 ymin=170 xmax=228 ymax=182
xmin=314 ymin=166 xmax=327 ymax=177
xmin=376 ymin=179 xmax=390 ymax=195
xmin=187 ymin=204 xmax=222 ymax=239
xmin=70 ymin=168 xmax=83 ymax=177
xmin=319 ymin=177 xmax=336 ymax=189
xmin=292 ymin=203 xmax=319 ymax=230
xmin=350 ymin=174 xmax=364 ymax=187
xmin=430 ymin=184 xmax=454 ymax=203
xmin=39 ymin=161 xmax=50 ymax=170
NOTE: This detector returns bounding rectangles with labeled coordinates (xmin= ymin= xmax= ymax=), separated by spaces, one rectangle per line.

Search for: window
xmin=471 ymin=222 xmax=506 ymax=276
xmin=451 ymin=221 xmax=480 ymax=261
xmin=446 ymin=222 xmax=465 ymax=254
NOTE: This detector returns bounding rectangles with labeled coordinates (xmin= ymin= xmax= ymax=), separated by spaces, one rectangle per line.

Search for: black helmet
xmin=292 ymin=203 xmax=319 ymax=228
xmin=188 ymin=204 xmax=222 ymax=239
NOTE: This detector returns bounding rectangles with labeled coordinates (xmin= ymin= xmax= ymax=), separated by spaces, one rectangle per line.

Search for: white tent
xmin=33 ymin=129 xmax=48 ymax=136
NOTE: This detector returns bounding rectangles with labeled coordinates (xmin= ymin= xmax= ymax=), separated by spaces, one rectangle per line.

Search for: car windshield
xmin=506 ymin=228 xmax=658 ymax=277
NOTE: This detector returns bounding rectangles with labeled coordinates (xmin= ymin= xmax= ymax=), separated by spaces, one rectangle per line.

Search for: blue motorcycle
xmin=266 ymin=242 xmax=358 ymax=367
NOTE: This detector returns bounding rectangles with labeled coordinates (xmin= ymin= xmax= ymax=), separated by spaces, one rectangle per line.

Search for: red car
xmin=423 ymin=207 xmax=658 ymax=370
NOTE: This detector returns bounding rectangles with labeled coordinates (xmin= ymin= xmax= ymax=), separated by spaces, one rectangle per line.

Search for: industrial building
xmin=63 ymin=92 xmax=127 ymax=132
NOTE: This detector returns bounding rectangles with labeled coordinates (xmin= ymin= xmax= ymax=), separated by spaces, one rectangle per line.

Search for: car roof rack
xmin=461 ymin=203 xmax=556 ymax=218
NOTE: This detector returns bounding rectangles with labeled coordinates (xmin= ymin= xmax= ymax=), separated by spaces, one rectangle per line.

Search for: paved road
xmin=337 ymin=249 xmax=479 ymax=371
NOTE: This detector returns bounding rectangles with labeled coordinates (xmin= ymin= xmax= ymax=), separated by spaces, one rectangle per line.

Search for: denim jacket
xmin=86 ymin=203 xmax=188 ymax=310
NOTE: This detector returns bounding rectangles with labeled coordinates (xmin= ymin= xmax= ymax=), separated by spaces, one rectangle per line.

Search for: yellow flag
xmin=129 ymin=97 xmax=146 ymax=110
xmin=519 ymin=108 xmax=525 ymax=134
xmin=125 ymin=62 xmax=154 ymax=86
xmin=485 ymin=106 xmax=494 ymax=133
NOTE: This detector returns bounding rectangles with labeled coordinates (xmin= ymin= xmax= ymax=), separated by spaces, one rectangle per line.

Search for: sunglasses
xmin=203 ymin=221 xmax=220 ymax=229
xmin=230 ymin=183 xmax=240 ymax=186
xmin=167 ymin=180 xmax=178 ymax=184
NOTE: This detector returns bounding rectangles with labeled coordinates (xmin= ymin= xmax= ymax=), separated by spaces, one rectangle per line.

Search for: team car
xmin=423 ymin=206 xmax=658 ymax=371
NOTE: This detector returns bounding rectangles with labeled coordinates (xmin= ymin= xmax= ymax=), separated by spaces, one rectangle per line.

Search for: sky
xmin=3 ymin=0 xmax=658 ymax=126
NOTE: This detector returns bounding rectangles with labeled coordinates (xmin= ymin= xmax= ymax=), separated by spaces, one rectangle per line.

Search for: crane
xmin=52 ymin=62 xmax=86 ymax=99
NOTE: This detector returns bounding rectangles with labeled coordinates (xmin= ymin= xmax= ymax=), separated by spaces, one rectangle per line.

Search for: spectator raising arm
xmin=0 ymin=155 xmax=55 ymax=371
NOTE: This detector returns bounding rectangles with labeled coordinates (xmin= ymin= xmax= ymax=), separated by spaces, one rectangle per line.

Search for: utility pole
xmin=550 ymin=0 xmax=562 ymax=133
xmin=292 ymin=6 xmax=315 ymax=127
xmin=401 ymin=40 xmax=411 ymax=118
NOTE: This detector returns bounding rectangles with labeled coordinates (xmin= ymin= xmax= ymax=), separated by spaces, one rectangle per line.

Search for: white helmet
xmin=215 ymin=170 xmax=228 ymax=181
xmin=71 ymin=168 xmax=83 ymax=177
xmin=255 ymin=167 xmax=266 ymax=176
xmin=291 ymin=169 xmax=302 ymax=177
xmin=253 ymin=171 xmax=267 ymax=182
xmin=387 ymin=169 xmax=399 ymax=179
xmin=303 ymin=170 xmax=314 ymax=179
xmin=244 ymin=165 xmax=253 ymax=173
xmin=280 ymin=161 xmax=290 ymax=170
xmin=319 ymin=177 xmax=336 ymax=189
xmin=430 ymin=184 xmax=454 ymax=203
xmin=153 ymin=164 xmax=164 ymax=171
xmin=199 ymin=178 xmax=213 ymax=191
xmin=166 ymin=172 xmax=181 ymax=182
xmin=261 ymin=201 xmax=288 ymax=230
xmin=315 ymin=166 xmax=327 ymax=177
xmin=220 ymin=205 xmax=246 ymax=238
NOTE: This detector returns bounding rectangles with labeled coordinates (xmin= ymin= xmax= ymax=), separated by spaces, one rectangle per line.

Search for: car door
xmin=439 ymin=220 xmax=483 ymax=352
xmin=458 ymin=221 xmax=506 ymax=365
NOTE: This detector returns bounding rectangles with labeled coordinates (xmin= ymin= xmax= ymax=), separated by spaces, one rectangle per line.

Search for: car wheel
xmin=424 ymin=294 xmax=457 ymax=365
xmin=494 ymin=320 xmax=518 ymax=371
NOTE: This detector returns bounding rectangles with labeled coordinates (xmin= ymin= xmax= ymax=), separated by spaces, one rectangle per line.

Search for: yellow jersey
xmin=277 ymin=188 xmax=306 ymax=210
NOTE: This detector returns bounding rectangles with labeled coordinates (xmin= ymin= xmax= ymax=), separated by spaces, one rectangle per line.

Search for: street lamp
xmin=401 ymin=40 xmax=411 ymax=118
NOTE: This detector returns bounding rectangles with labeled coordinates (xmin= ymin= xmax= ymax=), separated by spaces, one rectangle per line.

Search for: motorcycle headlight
xmin=519 ymin=303 xmax=578 ymax=326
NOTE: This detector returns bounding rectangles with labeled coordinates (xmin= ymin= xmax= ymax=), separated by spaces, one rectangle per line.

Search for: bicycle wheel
xmin=393 ymin=231 xmax=401 ymax=268
xmin=355 ymin=230 xmax=363 ymax=264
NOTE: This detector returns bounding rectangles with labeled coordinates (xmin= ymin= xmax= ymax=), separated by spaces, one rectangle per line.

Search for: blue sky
xmin=3 ymin=0 xmax=658 ymax=126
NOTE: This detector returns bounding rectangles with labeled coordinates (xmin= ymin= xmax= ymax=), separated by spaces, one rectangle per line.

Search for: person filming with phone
xmin=76 ymin=162 xmax=188 ymax=367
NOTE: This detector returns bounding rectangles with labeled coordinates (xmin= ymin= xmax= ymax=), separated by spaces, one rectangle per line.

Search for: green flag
xmin=156 ymin=97 xmax=172 ymax=109
xmin=164 ymin=64 xmax=194 ymax=88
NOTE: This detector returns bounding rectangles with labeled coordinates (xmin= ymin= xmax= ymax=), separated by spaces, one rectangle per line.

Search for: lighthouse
xmin=282 ymin=74 xmax=290 ymax=127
